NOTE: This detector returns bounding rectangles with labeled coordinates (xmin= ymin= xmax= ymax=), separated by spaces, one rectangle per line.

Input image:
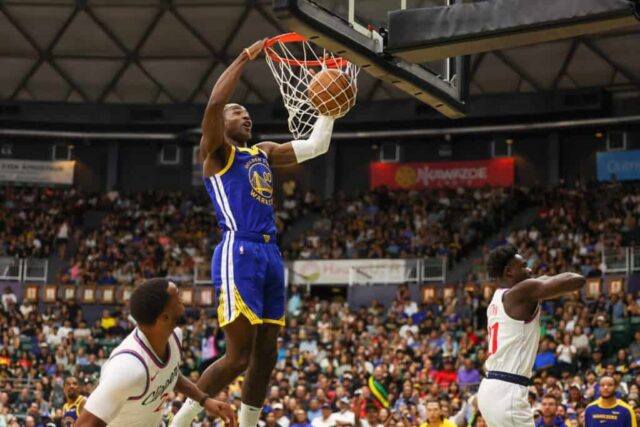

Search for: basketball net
xmin=265 ymin=33 xmax=359 ymax=139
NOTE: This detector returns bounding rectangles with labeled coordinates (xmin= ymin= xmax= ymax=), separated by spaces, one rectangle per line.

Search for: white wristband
xmin=290 ymin=115 xmax=335 ymax=163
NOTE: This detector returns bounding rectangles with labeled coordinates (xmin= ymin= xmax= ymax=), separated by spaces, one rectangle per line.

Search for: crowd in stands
xmin=2 ymin=181 xmax=640 ymax=426
xmin=1 ymin=185 xmax=535 ymax=288
xmin=0 ymin=187 xmax=84 ymax=259
xmin=469 ymin=180 xmax=640 ymax=282
xmin=3 ymin=182 xmax=640 ymax=287
xmin=282 ymin=186 xmax=535 ymax=262
xmin=2 ymin=280 xmax=640 ymax=426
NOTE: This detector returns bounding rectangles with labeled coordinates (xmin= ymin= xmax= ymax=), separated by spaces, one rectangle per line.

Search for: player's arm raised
xmin=174 ymin=374 xmax=237 ymax=427
xmin=257 ymin=114 xmax=335 ymax=168
xmin=507 ymin=273 xmax=586 ymax=303
xmin=200 ymin=39 xmax=266 ymax=166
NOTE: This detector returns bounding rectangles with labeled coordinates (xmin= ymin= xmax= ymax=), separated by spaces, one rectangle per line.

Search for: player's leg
xmin=238 ymin=323 xmax=280 ymax=427
xmin=236 ymin=244 xmax=286 ymax=427
xmin=171 ymin=239 xmax=265 ymax=427
xmin=197 ymin=316 xmax=256 ymax=394
xmin=171 ymin=316 xmax=257 ymax=427
xmin=478 ymin=380 xmax=534 ymax=427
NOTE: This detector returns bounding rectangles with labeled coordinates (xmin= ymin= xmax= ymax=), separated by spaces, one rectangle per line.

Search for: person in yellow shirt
xmin=99 ymin=310 xmax=116 ymax=330
xmin=585 ymin=376 xmax=636 ymax=427
xmin=62 ymin=376 xmax=87 ymax=427
xmin=419 ymin=401 xmax=457 ymax=427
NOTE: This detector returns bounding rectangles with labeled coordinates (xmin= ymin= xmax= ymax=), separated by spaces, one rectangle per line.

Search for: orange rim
xmin=265 ymin=32 xmax=350 ymax=68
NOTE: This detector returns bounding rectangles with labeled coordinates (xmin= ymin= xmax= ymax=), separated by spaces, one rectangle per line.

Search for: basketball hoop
xmin=265 ymin=33 xmax=359 ymax=138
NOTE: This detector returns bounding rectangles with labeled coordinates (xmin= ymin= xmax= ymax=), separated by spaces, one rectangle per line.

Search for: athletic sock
xmin=170 ymin=398 xmax=203 ymax=427
xmin=239 ymin=402 xmax=262 ymax=427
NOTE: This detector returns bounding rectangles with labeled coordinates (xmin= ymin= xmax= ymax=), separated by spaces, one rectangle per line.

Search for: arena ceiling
xmin=0 ymin=0 xmax=639 ymax=106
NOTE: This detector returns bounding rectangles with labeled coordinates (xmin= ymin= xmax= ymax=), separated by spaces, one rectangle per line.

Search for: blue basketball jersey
xmin=203 ymin=145 xmax=276 ymax=236
xmin=62 ymin=395 xmax=86 ymax=427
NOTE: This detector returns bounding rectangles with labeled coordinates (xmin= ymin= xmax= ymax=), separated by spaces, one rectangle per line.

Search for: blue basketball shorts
xmin=211 ymin=231 xmax=285 ymax=327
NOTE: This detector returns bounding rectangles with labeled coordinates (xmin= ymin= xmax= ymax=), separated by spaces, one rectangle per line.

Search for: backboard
xmin=273 ymin=0 xmax=470 ymax=118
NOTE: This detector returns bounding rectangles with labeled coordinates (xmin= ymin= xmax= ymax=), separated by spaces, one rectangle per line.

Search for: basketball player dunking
xmin=172 ymin=39 xmax=339 ymax=427
xmin=76 ymin=279 xmax=235 ymax=427
xmin=477 ymin=245 xmax=586 ymax=427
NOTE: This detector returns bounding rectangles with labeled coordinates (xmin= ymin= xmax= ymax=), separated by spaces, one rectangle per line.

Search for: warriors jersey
xmin=203 ymin=145 xmax=276 ymax=236
xmin=585 ymin=398 xmax=637 ymax=427
xmin=485 ymin=288 xmax=541 ymax=377
xmin=84 ymin=328 xmax=182 ymax=427
xmin=62 ymin=395 xmax=86 ymax=426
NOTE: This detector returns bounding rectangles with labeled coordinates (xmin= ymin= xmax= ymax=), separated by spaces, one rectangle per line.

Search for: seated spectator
xmin=420 ymin=400 xmax=457 ymax=427
xmin=311 ymin=404 xmax=335 ymax=427
xmin=99 ymin=310 xmax=116 ymax=331
xmin=457 ymin=359 xmax=481 ymax=390
xmin=535 ymin=394 xmax=568 ymax=427
xmin=534 ymin=340 xmax=557 ymax=373
xmin=1 ymin=287 xmax=17 ymax=311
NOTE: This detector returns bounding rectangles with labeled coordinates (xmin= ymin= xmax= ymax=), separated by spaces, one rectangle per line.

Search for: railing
xmin=192 ymin=257 xmax=446 ymax=286
xmin=603 ymin=247 xmax=640 ymax=274
xmin=346 ymin=258 xmax=446 ymax=285
xmin=24 ymin=258 xmax=48 ymax=282
xmin=0 ymin=257 xmax=22 ymax=281
xmin=0 ymin=257 xmax=47 ymax=282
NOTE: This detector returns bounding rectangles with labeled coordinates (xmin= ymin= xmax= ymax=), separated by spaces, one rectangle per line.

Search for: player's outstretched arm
xmin=200 ymin=38 xmax=266 ymax=162
xmin=508 ymin=272 xmax=586 ymax=303
xmin=257 ymin=115 xmax=335 ymax=168
xmin=174 ymin=374 xmax=237 ymax=427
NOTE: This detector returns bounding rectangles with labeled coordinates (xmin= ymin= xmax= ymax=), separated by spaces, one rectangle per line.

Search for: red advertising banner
xmin=370 ymin=158 xmax=514 ymax=190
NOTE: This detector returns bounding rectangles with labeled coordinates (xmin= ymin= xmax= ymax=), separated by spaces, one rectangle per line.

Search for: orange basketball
xmin=307 ymin=69 xmax=356 ymax=118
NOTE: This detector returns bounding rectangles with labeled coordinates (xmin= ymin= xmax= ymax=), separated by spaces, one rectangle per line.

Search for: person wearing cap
xmin=311 ymin=403 xmax=335 ymax=427
xmin=333 ymin=397 xmax=355 ymax=427
xmin=585 ymin=376 xmax=636 ymax=427
xmin=567 ymin=384 xmax=584 ymax=409
xmin=273 ymin=403 xmax=290 ymax=427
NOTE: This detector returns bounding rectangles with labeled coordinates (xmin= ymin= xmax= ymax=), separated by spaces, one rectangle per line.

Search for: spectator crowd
xmin=1 ymin=181 xmax=640 ymax=426
xmin=2 ymin=281 xmax=640 ymax=426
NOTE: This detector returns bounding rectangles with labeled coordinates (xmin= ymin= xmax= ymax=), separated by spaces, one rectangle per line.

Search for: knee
xmin=259 ymin=342 xmax=278 ymax=370
xmin=227 ymin=349 xmax=251 ymax=375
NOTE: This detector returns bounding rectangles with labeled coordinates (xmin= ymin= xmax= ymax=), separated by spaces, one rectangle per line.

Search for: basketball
xmin=307 ymin=69 xmax=356 ymax=118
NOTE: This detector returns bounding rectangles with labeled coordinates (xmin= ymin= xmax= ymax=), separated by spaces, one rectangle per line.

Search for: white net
xmin=265 ymin=34 xmax=360 ymax=138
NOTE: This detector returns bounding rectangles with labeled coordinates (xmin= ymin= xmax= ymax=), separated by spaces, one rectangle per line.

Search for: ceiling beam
xmin=88 ymin=6 xmax=176 ymax=103
xmin=365 ymin=80 xmax=384 ymax=102
xmin=34 ymin=54 xmax=213 ymax=61
xmin=4 ymin=6 xmax=89 ymax=101
xmin=492 ymin=51 xmax=542 ymax=91
xmin=172 ymin=3 xmax=270 ymax=103
xmin=254 ymin=2 xmax=287 ymax=34
xmin=551 ymin=39 xmax=580 ymax=90
xmin=582 ymin=39 xmax=640 ymax=87
xmin=469 ymin=53 xmax=486 ymax=82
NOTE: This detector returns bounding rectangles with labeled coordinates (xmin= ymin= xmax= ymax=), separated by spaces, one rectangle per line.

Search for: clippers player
xmin=477 ymin=245 xmax=585 ymax=427
xmin=76 ymin=279 xmax=235 ymax=427
xmin=172 ymin=39 xmax=339 ymax=427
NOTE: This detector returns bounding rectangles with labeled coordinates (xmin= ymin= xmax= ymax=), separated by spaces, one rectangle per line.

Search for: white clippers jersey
xmin=484 ymin=288 xmax=540 ymax=378
xmin=89 ymin=327 xmax=182 ymax=427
